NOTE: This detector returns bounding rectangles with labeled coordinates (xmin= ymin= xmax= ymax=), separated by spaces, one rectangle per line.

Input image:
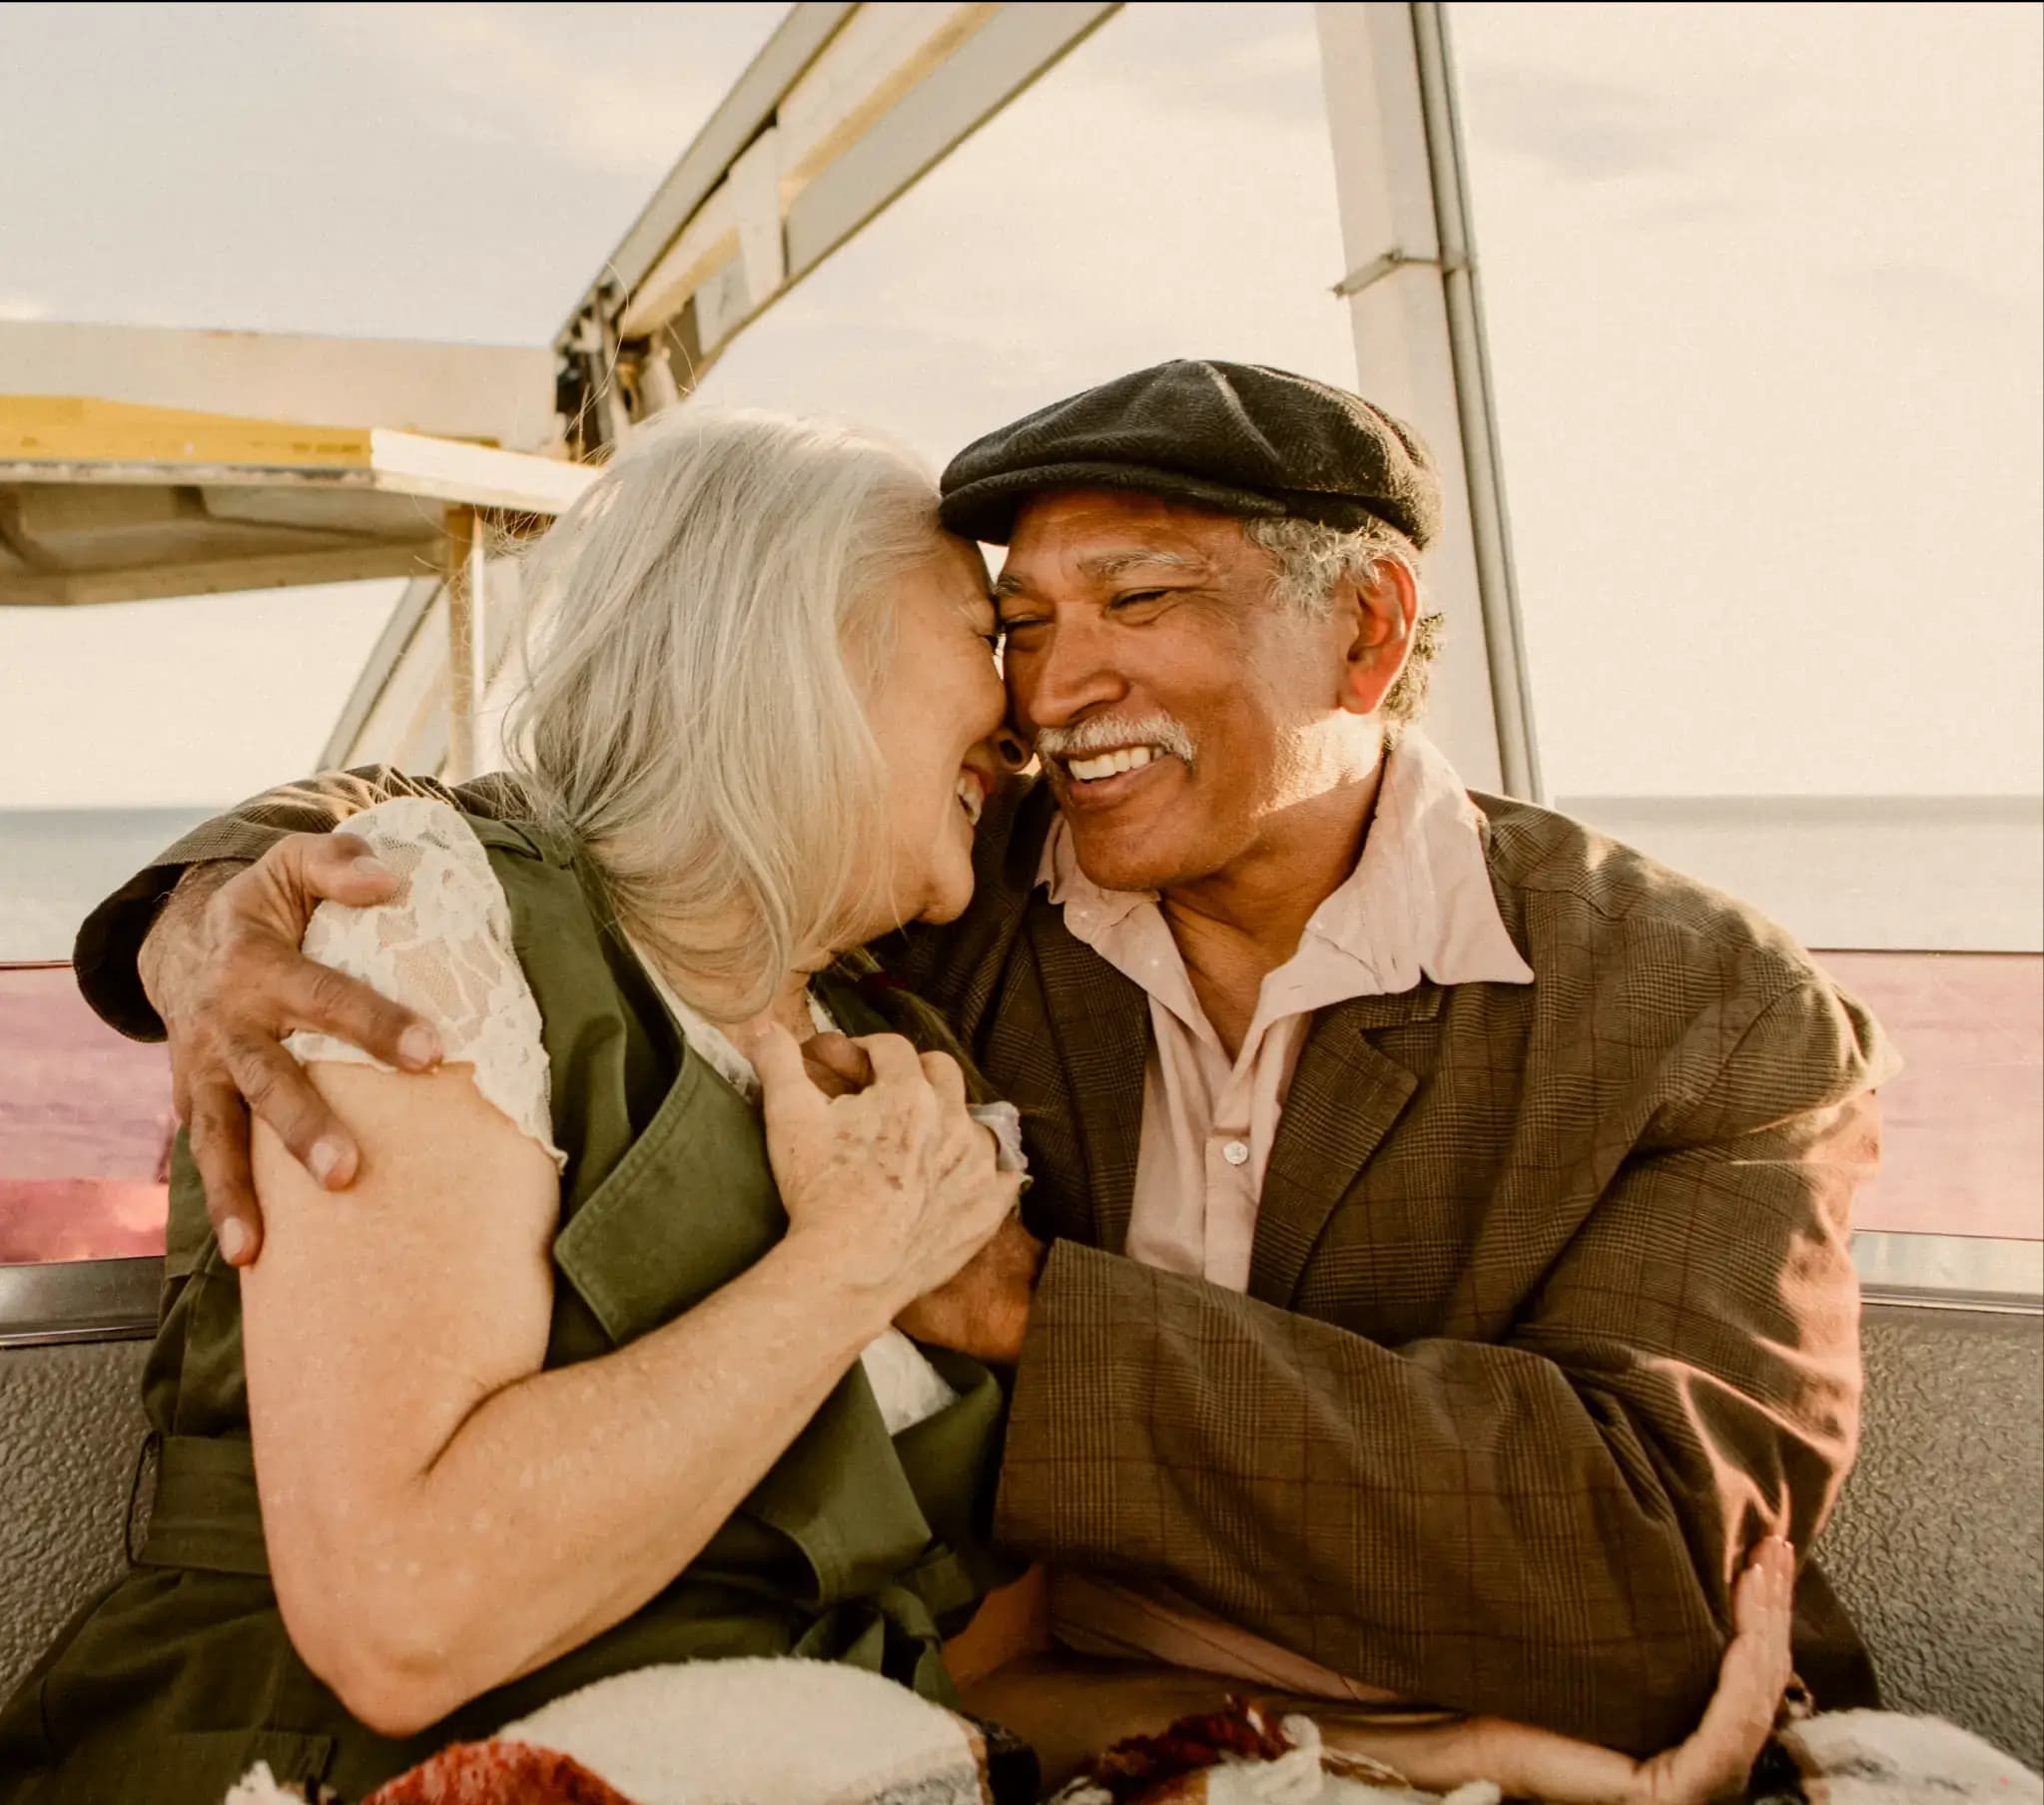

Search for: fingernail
xmin=352 ymin=855 xmax=392 ymax=880
xmin=309 ymin=1139 xmax=344 ymax=1186
xmin=1766 ymin=1539 xmax=1795 ymax=1593
xmin=398 ymin=1025 xmax=441 ymax=1069
xmin=218 ymin=1220 xmax=252 ymax=1264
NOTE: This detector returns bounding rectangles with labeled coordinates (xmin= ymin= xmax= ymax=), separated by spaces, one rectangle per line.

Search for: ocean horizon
xmin=0 ymin=807 xmax=216 ymax=962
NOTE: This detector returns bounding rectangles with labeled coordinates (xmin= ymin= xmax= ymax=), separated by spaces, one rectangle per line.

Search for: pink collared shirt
xmin=1036 ymin=729 xmax=1535 ymax=1290
xmin=1035 ymin=728 xmax=1536 ymax=1690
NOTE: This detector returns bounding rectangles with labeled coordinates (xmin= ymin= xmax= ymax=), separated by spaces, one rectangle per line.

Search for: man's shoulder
xmin=1470 ymin=790 xmax=1830 ymax=1004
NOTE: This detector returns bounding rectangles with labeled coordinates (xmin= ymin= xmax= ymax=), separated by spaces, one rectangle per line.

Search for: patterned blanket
xmin=225 ymin=1665 xmax=2042 ymax=1805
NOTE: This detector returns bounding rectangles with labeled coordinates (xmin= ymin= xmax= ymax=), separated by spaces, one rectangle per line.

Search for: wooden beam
xmin=0 ymin=541 xmax=434 ymax=606
xmin=442 ymin=508 xmax=486 ymax=783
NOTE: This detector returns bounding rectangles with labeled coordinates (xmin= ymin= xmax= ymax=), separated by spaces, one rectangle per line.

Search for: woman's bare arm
xmin=244 ymin=1032 xmax=1016 ymax=1739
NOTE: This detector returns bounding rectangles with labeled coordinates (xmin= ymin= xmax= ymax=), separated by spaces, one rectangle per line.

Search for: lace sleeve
xmin=283 ymin=798 xmax=567 ymax=1171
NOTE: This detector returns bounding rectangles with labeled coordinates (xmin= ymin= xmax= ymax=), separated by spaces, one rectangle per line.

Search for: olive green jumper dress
xmin=0 ymin=816 xmax=1015 ymax=1805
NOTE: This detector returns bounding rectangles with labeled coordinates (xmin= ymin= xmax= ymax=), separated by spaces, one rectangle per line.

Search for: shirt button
xmin=1221 ymin=1139 xmax=1249 ymax=1167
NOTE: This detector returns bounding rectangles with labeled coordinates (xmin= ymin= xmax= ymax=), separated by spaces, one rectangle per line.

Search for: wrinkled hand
xmin=798 ymin=1031 xmax=873 ymax=1098
xmin=797 ymin=1031 xmax=1040 ymax=1361
xmin=896 ymin=1217 xmax=1043 ymax=1366
xmin=1312 ymin=1538 xmax=1797 ymax=1804
xmin=1617 ymin=1537 xmax=1797 ymax=1804
xmin=144 ymin=834 xmax=442 ymax=1264
xmin=756 ymin=1029 xmax=1022 ymax=1325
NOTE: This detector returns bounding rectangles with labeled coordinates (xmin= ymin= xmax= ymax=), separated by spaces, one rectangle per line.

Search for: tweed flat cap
xmin=938 ymin=359 xmax=1441 ymax=549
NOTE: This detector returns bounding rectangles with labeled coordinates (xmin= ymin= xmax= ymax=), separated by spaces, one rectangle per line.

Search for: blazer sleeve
xmin=73 ymin=766 xmax=527 ymax=1041
xmin=993 ymin=976 xmax=1892 ymax=1755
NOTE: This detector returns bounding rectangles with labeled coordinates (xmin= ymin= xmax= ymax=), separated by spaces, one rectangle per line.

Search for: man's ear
xmin=1334 ymin=559 xmax=1419 ymax=717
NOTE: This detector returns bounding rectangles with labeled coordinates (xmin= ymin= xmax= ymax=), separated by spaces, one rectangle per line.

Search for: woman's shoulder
xmin=336 ymin=792 xmax=486 ymax=849
xmin=328 ymin=797 xmax=516 ymax=940
xmin=336 ymin=795 xmax=570 ymax=863
xmin=294 ymin=797 xmax=569 ymax=1171
xmin=338 ymin=798 xmax=584 ymax=918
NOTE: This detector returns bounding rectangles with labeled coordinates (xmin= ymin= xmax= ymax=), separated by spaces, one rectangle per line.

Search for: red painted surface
xmin=0 ymin=1179 xmax=168 ymax=1262
xmin=0 ymin=964 xmax=172 ymax=1263
xmin=2 ymin=952 xmax=2038 ymax=1266
xmin=1819 ymin=951 xmax=2044 ymax=1242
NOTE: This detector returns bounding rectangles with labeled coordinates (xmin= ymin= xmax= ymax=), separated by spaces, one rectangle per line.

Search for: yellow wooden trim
xmin=0 ymin=394 xmax=374 ymax=469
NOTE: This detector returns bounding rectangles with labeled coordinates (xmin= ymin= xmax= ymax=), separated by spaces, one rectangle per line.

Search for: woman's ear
xmin=1335 ymin=560 xmax=1418 ymax=717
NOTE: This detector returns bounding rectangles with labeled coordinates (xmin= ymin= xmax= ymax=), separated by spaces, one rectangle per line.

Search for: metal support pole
xmin=1410 ymin=2 xmax=1543 ymax=804
xmin=443 ymin=506 xmax=486 ymax=783
xmin=1314 ymin=2 xmax=1543 ymax=802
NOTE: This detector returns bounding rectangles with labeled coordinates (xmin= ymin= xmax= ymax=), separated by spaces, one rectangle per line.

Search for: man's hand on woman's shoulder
xmin=139 ymin=832 xmax=444 ymax=1265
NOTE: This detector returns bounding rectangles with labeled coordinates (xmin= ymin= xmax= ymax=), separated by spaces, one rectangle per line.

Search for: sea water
xmin=0 ymin=808 xmax=214 ymax=962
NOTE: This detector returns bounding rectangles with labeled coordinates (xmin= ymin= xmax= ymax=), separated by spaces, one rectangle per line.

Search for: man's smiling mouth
xmin=1063 ymin=744 xmax=1167 ymax=784
xmin=1035 ymin=715 xmax=1196 ymax=798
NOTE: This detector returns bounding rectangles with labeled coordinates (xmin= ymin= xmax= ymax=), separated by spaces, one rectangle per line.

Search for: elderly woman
xmin=2 ymin=408 xmax=1798 ymax=1805
xmin=0 ymin=410 xmax=1029 ymax=1804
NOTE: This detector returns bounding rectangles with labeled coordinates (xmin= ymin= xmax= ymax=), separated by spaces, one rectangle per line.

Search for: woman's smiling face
xmin=852 ymin=532 xmax=1008 ymax=936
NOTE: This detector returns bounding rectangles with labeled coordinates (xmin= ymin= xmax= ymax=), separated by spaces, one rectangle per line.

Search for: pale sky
xmin=1 ymin=1 xmax=2038 ymax=809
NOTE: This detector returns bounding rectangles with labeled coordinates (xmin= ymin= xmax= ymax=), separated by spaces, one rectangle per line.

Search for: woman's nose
xmin=994 ymin=729 xmax=1031 ymax=774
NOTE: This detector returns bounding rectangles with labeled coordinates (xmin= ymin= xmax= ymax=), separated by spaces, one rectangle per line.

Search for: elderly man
xmin=76 ymin=361 xmax=1893 ymax=1764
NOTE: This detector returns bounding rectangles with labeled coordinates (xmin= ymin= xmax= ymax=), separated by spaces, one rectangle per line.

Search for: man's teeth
xmin=955 ymin=775 xmax=984 ymax=827
xmin=1066 ymin=745 xmax=1160 ymax=783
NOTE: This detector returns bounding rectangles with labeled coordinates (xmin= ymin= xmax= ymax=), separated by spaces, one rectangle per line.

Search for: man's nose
xmin=1013 ymin=616 xmax=1127 ymax=729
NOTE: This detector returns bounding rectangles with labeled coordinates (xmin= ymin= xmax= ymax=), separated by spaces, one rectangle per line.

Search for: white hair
xmin=502 ymin=406 xmax=949 ymax=1017
xmin=1241 ymin=513 xmax=1442 ymax=734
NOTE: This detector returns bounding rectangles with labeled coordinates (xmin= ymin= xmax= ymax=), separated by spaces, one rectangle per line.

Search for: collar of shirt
xmin=1034 ymin=728 xmax=1535 ymax=1047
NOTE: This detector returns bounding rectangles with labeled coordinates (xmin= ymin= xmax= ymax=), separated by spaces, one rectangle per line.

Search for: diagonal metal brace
xmin=1330 ymin=247 xmax=1470 ymax=299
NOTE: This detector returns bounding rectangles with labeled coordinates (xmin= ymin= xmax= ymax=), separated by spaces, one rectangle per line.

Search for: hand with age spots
xmin=800 ymin=1031 xmax=1044 ymax=1365
xmin=755 ymin=1028 xmax=1022 ymax=1325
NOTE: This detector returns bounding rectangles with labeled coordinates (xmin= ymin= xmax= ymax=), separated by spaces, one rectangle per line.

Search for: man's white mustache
xmin=1033 ymin=714 xmax=1197 ymax=768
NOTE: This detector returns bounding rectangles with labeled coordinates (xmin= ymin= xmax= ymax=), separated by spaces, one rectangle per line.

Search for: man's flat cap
xmin=939 ymin=359 xmax=1441 ymax=549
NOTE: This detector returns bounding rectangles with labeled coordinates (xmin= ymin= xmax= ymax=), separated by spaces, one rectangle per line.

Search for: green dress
xmin=0 ymin=815 xmax=1015 ymax=1805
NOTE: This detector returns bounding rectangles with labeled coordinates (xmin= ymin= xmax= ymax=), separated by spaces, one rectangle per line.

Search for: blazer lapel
xmin=1026 ymin=904 xmax=1150 ymax=1255
xmin=1248 ymin=985 xmax=1440 ymax=1308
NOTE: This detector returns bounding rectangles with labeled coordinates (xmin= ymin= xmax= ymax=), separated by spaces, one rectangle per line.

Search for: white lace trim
xmin=283 ymin=800 xmax=959 ymax=1439
xmin=284 ymin=798 xmax=568 ymax=1172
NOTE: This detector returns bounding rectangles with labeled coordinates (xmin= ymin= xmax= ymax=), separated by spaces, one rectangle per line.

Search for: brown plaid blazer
xmin=78 ymin=767 xmax=1897 ymax=1755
